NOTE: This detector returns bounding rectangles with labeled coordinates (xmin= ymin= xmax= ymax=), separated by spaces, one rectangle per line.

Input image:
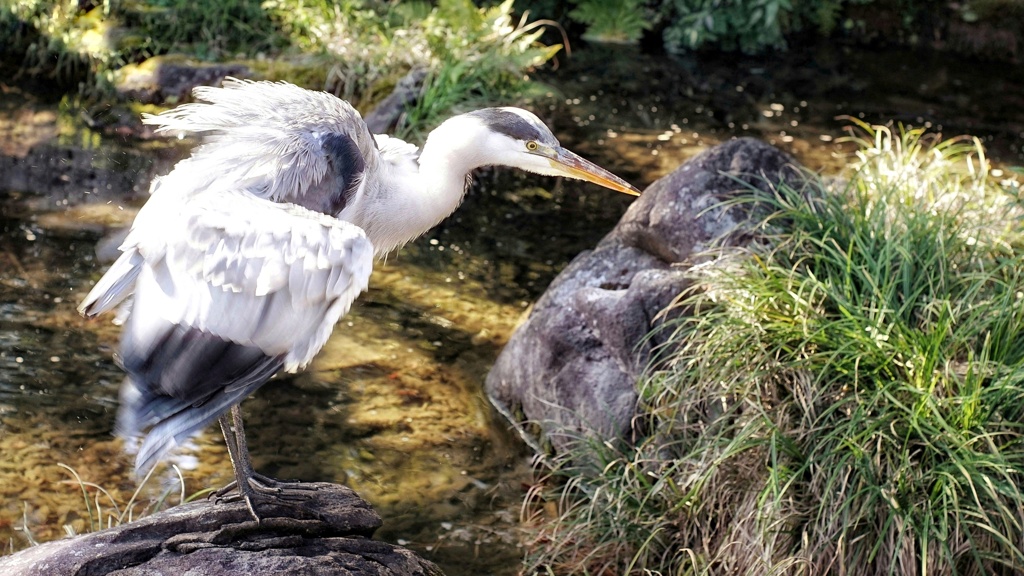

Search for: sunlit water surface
xmin=1 ymin=44 xmax=1022 ymax=575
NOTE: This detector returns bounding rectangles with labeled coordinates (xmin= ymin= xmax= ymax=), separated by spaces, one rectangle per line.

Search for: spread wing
xmin=80 ymin=188 xmax=374 ymax=471
xmin=141 ymin=77 xmax=378 ymax=214
xmin=125 ymin=189 xmax=374 ymax=370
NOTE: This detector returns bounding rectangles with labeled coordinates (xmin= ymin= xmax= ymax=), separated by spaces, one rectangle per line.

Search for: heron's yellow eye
xmin=526 ymin=141 xmax=539 ymax=151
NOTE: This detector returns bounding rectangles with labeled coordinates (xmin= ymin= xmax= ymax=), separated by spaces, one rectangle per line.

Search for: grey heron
xmin=78 ymin=78 xmax=639 ymax=517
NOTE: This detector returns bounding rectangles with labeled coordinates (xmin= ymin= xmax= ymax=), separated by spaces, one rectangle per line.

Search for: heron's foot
xmin=213 ymin=473 xmax=320 ymax=500
xmin=211 ymin=474 xmax=323 ymax=521
xmin=249 ymin=472 xmax=322 ymax=494
xmin=217 ymin=487 xmax=316 ymax=522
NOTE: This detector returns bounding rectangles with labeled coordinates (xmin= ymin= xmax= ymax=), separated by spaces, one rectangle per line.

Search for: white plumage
xmin=79 ymin=78 xmax=638 ymax=514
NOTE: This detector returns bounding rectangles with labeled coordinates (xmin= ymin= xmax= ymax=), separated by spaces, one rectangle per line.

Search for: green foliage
xmin=400 ymin=0 xmax=560 ymax=137
xmin=799 ymin=0 xmax=846 ymax=35
xmin=1 ymin=0 xmax=118 ymax=86
xmin=661 ymin=0 xmax=792 ymax=53
xmin=569 ymin=0 xmax=652 ymax=43
xmin=119 ymin=0 xmax=286 ymax=59
xmin=267 ymin=0 xmax=560 ymax=137
xmin=427 ymin=0 xmax=560 ymax=70
xmin=1 ymin=0 xmax=559 ymax=135
xmin=525 ymin=126 xmax=1024 ymax=574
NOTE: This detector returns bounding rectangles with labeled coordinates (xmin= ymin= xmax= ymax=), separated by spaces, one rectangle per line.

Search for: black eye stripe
xmin=469 ymin=109 xmax=559 ymax=146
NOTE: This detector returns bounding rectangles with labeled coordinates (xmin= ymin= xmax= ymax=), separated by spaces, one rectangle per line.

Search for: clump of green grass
xmin=264 ymin=0 xmax=560 ymax=138
xmin=120 ymin=0 xmax=288 ymax=60
xmin=524 ymin=123 xmax=1024 ymax=575
xmin=569 ymin=0 xmax=652 ymax=44
xmin=398 ymin=0 xmax=560 ymax=139
xmin=4 ymin=0 xmax=559 ymax=135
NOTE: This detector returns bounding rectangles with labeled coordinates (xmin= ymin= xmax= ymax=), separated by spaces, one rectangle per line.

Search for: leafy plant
xmin=2 ymin=0 xmax=560 ymax=137
xmin=119 ymin=0 xmax=287 ymax=59
xmin=1 ymin=0 xmax=118 ymax=86
xmin=661 ymin=0 xmax=792 ymax=53
xmin=569 ymin=0 xmax=652 ymax=44
xmin=260 ymin=0 xmax=561 ymax=133
xmin=524 ymin=124 xmax=1024 ymax=574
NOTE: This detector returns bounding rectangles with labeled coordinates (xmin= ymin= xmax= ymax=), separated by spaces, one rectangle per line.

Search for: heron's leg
xmin=227 ymin=404 xmax=279 ymax=490
xmin=229 ymin=405 xmax=319 ymax=493
xmin=228 ymin=404 xmax=257 ymax=480
xmin=216 ymin=410 xmax=262 ymax=520
xmin=218 ymin=413 xmax=241 ymax=477
xmin=214 ymin=405 xmax=317 ymax=509
xmin=215 ymin=405 xmax=270 ymax=491
xmin=217 ymin=409 xmax=257 ymax=488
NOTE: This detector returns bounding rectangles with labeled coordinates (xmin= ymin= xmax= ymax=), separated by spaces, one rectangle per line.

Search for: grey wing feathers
xmin=132 ymin=189 xmax=375 ymax=371
xmin=118 ymin=325 xmax=285 ymax=474
xmin=78 ymin=249 xmax=143 ymax=317
xmin=81 ymin=78 xmax=380 ymax=472
xmin=141 ymin=78 xmax=378 ymax=206
xmin=96 ymin=189 xmax=374 ymax=471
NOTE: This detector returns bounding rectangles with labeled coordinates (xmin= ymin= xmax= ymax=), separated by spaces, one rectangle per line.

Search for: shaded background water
xmin=1 ymin=43 xmax=1022 ymax=575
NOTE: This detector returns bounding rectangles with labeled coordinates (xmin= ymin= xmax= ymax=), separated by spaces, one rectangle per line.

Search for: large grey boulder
xmin=0 ymin=483 xmax=442 ymax=576
xmin=485 ymin=138 xmax=802 ymax=453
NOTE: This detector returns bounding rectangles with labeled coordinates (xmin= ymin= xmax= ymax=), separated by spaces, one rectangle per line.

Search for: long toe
xmin=212 ymin=480 xmax=239 ymax=499
xmin=250 ymin=472 xmax=321 ymax=492
xmin=211 ymin=476 xmax=322 ymax=521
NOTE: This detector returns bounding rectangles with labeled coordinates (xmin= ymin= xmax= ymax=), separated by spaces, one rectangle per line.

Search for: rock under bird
xmin=78 ymin=78 xmax=639 ymax=516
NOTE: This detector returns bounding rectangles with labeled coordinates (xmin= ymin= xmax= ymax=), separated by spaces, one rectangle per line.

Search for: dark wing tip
xmin=118 ymin=323 xmax=285 ymax=473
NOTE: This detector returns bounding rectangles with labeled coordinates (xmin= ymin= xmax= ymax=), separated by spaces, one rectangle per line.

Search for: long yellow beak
xmin=547 ymin=147 xmax=641 ymax=196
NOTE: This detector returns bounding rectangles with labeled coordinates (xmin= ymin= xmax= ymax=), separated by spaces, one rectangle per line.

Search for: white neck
xmin=342 ymin=115 xmax=511 ymax=256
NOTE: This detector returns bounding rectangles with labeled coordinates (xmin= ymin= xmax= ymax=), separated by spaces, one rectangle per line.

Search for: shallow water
xmin=1 ymin=43 xmax=1022 ymax=575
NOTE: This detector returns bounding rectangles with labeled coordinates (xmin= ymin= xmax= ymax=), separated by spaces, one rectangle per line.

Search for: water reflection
xmin=0 ymin=179 xmax=540 ymax=573
xmin=536 ymin=42 xmax=1024 ymax=180
xmin=2 ymin=42 xmax=1023 ymax=575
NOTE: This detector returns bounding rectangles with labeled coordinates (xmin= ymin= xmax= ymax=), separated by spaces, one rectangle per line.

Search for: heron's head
xmin=464 ymin=107 xmax=640 ymax=196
